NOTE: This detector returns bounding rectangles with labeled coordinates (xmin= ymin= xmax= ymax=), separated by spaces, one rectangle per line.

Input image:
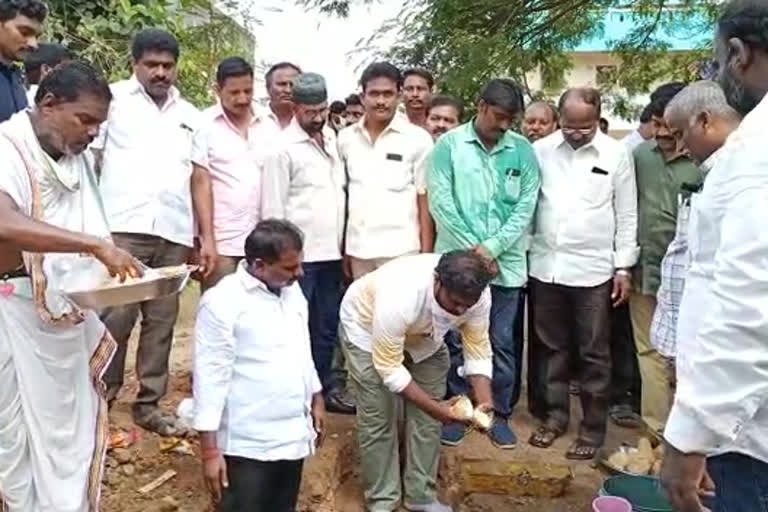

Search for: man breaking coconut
xmin=0 ymin=61 xmax=142 ymax=511
xmin=340 ymin=250 xmax=494 ymax=512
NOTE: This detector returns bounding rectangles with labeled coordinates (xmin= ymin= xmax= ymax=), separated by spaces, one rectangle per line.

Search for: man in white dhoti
xmin=0 ymin=61 xmax=141 ymax=512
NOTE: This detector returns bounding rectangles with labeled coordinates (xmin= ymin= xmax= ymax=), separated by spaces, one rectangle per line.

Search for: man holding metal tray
xmin=0 ymin=61 xmax=142 ymax=512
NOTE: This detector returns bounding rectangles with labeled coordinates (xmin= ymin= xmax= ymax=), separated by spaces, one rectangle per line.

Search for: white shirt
xmin=337 ymin=115 xmax=434 ymax=259
xmin=94 ymin=76 xmax=201 ymax=247
xmin=260 ymin=120 xmax=345 ymax=262
xmin=340 ymin=254 xmax=493 ymax=393
xmin=530 ymin=131 xmax=639 ymax=286
xmin=622 ymin=129 xmax=646 ymax=152
xmin=193 ymin=263 xmax=321 ymax=461
xmin=664 ymin=94 xmax=768 ymax=464
xmin=26 ymin=84 xmax=37 ymax=105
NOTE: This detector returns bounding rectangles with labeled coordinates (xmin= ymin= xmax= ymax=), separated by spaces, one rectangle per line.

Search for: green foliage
xmin=44 ymin=0 xmax=256 ymax=107
xmin=301 ymin=0 xmax=720 ymax=119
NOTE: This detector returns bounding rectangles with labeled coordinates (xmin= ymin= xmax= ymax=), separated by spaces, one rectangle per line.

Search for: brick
xmin=460 ymin=458 xmax=573 ymax=498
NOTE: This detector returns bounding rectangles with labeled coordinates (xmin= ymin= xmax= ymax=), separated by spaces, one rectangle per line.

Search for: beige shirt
xmin=261 ymin=120 xmax=345 ymax=262
xmin=337 ymin=115 xmax=433 ymax=260
xmin=340 ymin=254 xmax=492 ymax=393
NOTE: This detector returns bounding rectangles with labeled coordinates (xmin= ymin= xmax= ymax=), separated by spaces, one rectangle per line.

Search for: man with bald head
xmin=650 ymin=80 xmax=741 ymax=372
xmin=522 ymin=101 xmax=558 ymax=142
xmin=528 ymin=87 xmax=638 ymax=459
xmin=630 ymin=83 xmax=702 ymax=436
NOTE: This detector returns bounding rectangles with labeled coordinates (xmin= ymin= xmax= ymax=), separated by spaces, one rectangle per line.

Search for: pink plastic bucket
xmin=593 ymin=496 xmax=633 ymax=512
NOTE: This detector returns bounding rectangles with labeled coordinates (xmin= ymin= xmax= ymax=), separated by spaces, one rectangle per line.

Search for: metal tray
xmin=65 ymin=265 xmax=195 ymax=310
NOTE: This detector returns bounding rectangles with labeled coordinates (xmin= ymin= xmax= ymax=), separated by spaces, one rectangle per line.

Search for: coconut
xmin=449 ymin=395 xmax=474 ymax=421
xmin=472 ymin=409 xmax=493 ymax=430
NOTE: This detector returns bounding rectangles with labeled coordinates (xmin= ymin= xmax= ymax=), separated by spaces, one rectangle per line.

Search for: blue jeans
xmin=446 ymin=285 xmax=523 ymax=418
xmin=707 ymin=452 xmax=768 ymax=512
xmin=299 ymin=260 xmax=343 ymax=393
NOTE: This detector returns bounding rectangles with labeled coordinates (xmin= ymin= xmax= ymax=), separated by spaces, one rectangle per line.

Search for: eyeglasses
xmin=561 ymin=126 xmax=595 ymax=135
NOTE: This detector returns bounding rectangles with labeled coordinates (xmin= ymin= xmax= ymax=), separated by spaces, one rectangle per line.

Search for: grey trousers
xmin=101 ymin=233 xmax=190 ymax=415
xmin=344 ymin=333 xmax=449 ymax=512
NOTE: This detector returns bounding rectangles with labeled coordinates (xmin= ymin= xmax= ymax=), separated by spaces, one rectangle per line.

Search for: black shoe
xmin=325 ymin=392 xmax=356 ymax=415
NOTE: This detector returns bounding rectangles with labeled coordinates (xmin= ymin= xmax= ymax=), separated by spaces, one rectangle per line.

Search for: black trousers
xmin=219 ymin=456 xmax=304 ymax=512
xmin=610 ymin=303 xmax=641 ymax=411
xmin=529 ymin=278 xmax=612 ymax=445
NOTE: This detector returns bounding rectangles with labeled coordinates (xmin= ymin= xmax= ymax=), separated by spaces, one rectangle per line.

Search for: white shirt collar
xmin=127 ymin=74 xmax=180 ymax=109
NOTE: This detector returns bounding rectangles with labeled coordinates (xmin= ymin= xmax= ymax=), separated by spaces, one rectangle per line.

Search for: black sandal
xmin=609 ymin=405 xmax=643 ymax=429
xmin=566 ymin=439 xmax=599 ymax=460
xmin=528 ymin=425 xmax=562 ymax=448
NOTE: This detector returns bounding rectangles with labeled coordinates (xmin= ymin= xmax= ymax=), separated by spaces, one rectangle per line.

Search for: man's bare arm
xmin=417 ymin=193 xmax=435 ymax=252
xmin=0 ymin=192 xmax=141 ymax=279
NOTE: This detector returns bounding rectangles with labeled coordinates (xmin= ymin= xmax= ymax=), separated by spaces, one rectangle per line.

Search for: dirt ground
xmin=101 ymin=284 xmax=641 ymax=512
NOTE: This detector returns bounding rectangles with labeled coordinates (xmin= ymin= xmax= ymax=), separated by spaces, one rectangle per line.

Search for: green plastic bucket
xmin=600 ymin=475 xmax=673 ymax=512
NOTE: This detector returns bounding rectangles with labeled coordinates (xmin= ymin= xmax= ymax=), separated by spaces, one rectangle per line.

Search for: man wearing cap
xmin=261 ymin=73 xmax=353 ymax=415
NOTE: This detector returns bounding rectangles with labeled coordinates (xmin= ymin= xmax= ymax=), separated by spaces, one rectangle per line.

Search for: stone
xmin=106 ymin=471 xmax=121 ymax=488
xmin=112 ymin=448 xmax=135 ymax=465
xmin=105 ymin=456 xmax=118 ymax=469
xmin=159 ymin=496 xmax=179 ymax=511
xmin=121 ymin=464 xmax=136 ymax=477
xmin=460 ymin=458 xmax=573 ymax=498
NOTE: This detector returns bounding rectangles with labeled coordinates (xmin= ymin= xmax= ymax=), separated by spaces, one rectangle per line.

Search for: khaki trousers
xmin=629 ymin=293 xmax=672 ymax=433
xmin=343 ymin=334 xmax=449 ymax=512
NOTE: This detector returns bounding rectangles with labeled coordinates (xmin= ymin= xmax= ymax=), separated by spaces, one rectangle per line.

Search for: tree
xmin=299 ymin=0 xmax=720 ymax=118
xmin=45 ymin=0 xmax=257 ymax=107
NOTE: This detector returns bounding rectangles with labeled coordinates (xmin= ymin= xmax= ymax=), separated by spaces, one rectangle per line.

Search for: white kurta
xmin=0 ymin=111 xmax=115 ymax=512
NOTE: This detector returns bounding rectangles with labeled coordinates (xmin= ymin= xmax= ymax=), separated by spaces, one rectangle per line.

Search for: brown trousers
xmin=101 ymin=233 xmax=190 ymax=416
xmin=529 ymin=278 xmax=612 ymax=445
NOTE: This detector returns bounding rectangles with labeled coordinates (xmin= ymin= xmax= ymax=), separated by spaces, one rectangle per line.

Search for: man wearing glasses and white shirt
xmin=528 ymin=87 xmax=638 ymax=460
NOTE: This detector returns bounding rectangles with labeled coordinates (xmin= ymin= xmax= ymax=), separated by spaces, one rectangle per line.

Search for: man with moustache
xmin=425 ymin=94 xmax=463 ymax=140
xmin=522 ymin=101 xmax=559 ymax=142
xmin=194 ymin=220 xmax=325 ymax=512
xmin=650 ymin=80 xmax=741 ymax=375
xmin=662 ymin=2 xmax=768 ymax=509
xmin=261 ymin=73 xmax=353 ymax=415
xmin=95 ymin=29 xmax=215 ymax=436
xmin=0 ymin=0 xmax=46 ymax=122
xmin=402 ymin=68 xmax=434 ymax=128
xmin=528 ymin=88 xmax=637 ymax=459
xmin=337 ymin=62 xmax=434 ymax=280
xmin=429 ymin=79 xmax=541 ymax=449
xmin=262 ymin=61 xmax=301 ymax=131
xmin=0 ymin=61 xmax=142 ymax=512
xmin=192 ymin=57 xmax=274 ymax=290
xmin=630 ymin=84 xmax=702 ymax=436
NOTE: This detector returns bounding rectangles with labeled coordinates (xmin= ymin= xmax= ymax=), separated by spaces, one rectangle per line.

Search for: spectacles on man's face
xmin=561 ymin=126 xmax=595 ymax=135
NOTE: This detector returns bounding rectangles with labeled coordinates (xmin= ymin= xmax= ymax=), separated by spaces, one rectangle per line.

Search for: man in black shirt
xmin=0 ymin=0 xmax=47 ymax=121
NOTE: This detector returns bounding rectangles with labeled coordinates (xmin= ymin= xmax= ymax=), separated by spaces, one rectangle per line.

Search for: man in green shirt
xmin=631 ymin=85 xmax=704 ymax=434
xmin=428 ymin=78 xmax=541 ymax=449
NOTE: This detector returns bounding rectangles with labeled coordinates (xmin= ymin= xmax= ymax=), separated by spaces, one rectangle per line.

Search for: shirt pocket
xmin=581 ymin=166 xmax=612 ymax=206
xmin=379 ymin=152 xmax=413 ymax=191
xmin=502 ymin=168 xmax=522 ymax=202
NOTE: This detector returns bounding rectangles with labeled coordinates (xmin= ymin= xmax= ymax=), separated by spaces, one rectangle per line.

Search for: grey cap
xmin=293 ymin=72 xmax=327 ymax=105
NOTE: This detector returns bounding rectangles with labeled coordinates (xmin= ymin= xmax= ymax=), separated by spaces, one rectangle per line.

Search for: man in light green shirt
xmin=428 ymin=78 xmax=541 ymax=449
